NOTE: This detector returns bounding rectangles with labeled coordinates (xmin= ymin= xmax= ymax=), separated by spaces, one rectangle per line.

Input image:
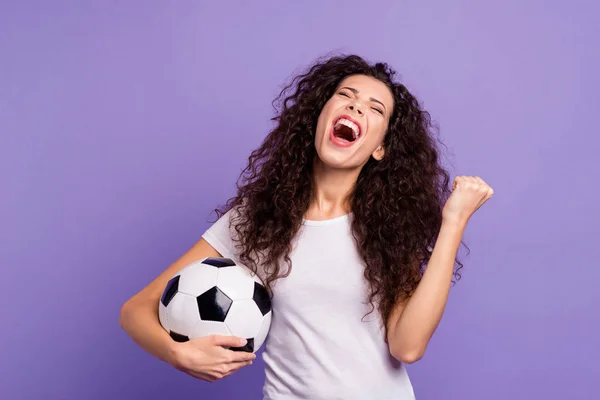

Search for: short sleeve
xmin=201 ymin=208 xmax=241 ymax=262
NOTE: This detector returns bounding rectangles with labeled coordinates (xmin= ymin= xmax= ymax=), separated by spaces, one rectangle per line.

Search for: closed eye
xmin=339 ymin=90 xmax=384 ymax=115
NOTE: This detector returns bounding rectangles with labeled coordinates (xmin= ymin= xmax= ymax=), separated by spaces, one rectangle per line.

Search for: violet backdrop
xmin=1 ymin=1 xmax=598 ymax=399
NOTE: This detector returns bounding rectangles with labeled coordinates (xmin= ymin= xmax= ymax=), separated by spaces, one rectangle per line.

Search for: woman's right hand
xmin=169 ymin=334 xmax=257 ymax=382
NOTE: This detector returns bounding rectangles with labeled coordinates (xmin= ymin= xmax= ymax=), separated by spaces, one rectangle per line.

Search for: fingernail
xmin=240 ymin=338 xmax=247 ymax=345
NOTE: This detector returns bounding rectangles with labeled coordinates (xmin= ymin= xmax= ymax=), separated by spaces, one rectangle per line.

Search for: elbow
xmin=395 ymin=351 xmax=424 ymax=364
xmin=119 ymin=299 xmax=134 ymax=331
xmin=389 ymin=344 xmax=426 ymax=364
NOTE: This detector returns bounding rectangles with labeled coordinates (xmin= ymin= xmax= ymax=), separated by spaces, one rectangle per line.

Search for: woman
xmin=120 ymin=54 xmax=494 ymax=399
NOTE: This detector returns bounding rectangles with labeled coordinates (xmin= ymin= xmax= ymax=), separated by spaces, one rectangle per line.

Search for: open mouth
xmin=331 ymin=115 xmax=362 ymax=146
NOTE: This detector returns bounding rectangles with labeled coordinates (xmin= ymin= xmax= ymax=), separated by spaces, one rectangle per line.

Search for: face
xmin=314 ymin=74 xmax=394 ymax=170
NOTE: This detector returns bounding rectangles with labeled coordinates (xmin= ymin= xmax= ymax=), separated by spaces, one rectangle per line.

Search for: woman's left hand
xmin=442 ymin=175 xmax=494 ymax=225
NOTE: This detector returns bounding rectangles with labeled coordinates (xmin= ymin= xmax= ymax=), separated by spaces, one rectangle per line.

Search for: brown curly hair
xmin=213 ymin=53 xmax=466 ymax=334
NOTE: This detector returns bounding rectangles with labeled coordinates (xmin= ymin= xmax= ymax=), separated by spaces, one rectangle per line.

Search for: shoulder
xmin=202 ymin=207 xmax=242 ymax=262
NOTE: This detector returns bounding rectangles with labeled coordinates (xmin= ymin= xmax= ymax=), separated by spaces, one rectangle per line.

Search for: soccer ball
xmin=158 ymin=257 xmax=272 ymax=353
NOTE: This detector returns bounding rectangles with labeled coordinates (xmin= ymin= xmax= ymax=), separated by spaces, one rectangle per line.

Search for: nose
xmin=347 ymin=101 xmax=364 ymax=116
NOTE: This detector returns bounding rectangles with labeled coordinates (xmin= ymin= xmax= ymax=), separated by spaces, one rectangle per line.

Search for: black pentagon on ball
xmin=197 ymin=287 xmax=233 ymax=322
xmin=230 ymin=338 xmax=254 ymax=353
xmin=253 ymin=281 xmax=271 ymax=316
xmin=161 ymin=275 xmax=180 ymax=307
xmin=202 ymin=257 xmax=236 ymax=268
xmin=169 ymin=331 xmax=189 ymax=343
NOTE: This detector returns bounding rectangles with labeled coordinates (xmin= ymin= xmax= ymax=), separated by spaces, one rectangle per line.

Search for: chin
xmin=314 ymin=147 xmax=357 ymax=170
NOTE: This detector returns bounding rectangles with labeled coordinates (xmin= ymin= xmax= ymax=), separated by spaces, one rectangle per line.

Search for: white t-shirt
xmin=202 ymin=209 xmax=416 ymax=400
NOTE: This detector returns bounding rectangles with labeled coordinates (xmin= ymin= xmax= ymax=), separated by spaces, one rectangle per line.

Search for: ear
xmin=372 ymin=145 xmax=385 ymax=161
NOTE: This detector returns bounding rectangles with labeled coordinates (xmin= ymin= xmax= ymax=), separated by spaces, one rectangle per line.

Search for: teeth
xmin=335 ymin=118 xmax=360 ymax=139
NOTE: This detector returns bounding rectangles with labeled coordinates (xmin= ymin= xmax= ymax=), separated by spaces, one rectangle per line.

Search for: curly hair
xmin=213 ymin=53 xmax=466 ymax=334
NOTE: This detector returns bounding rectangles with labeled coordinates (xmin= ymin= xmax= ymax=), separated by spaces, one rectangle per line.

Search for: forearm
xmin=119 ymin=298 xmax=178 ymax=366
xmin=390 ymin=218 xmax=466 ymax=360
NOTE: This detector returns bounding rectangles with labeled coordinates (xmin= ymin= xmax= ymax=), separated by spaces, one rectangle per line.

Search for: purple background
xmin=1 ymin=1 xmax=598 ymax=399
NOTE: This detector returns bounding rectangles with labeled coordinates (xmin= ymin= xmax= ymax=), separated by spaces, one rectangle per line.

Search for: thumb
xmin=212 ymin=335 xmax=247 ymax=348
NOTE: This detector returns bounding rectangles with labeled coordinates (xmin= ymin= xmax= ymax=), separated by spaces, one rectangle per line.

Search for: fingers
xmin=220 ymin=360 xmax=254 ymax=380
xmin=453 ymin=175 xmax=479 ymax=188
xmin=469 ymin=176 xmax=494 ymax=197
xmin=453 ymin=175 xmax=494 ymax=196
xmin=228 ymin=349 xmax=257 ymax=362
xmin=229 ymin=360 xmax=254 ymax=371
xmin=183 ymin=360 xmax=252 ymax=383
xmin=186 ymin=370 xmax=212 ymax=382
xmin=188 ymin=360 xmax=253 ymax=382
xmin=210 ymin=334 xmax=248 ymax=348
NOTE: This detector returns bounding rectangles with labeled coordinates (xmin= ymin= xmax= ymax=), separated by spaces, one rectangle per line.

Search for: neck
xmin=305 ymin=159 xmax=361 ymax=220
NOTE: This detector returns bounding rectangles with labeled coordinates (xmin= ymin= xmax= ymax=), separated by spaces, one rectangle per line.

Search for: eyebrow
xmin=339 ymin=86 xmax=387 ymax=111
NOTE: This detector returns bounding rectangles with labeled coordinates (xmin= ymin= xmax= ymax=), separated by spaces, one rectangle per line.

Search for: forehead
xmin=336 ymin=74 xmax=394 ymax=109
